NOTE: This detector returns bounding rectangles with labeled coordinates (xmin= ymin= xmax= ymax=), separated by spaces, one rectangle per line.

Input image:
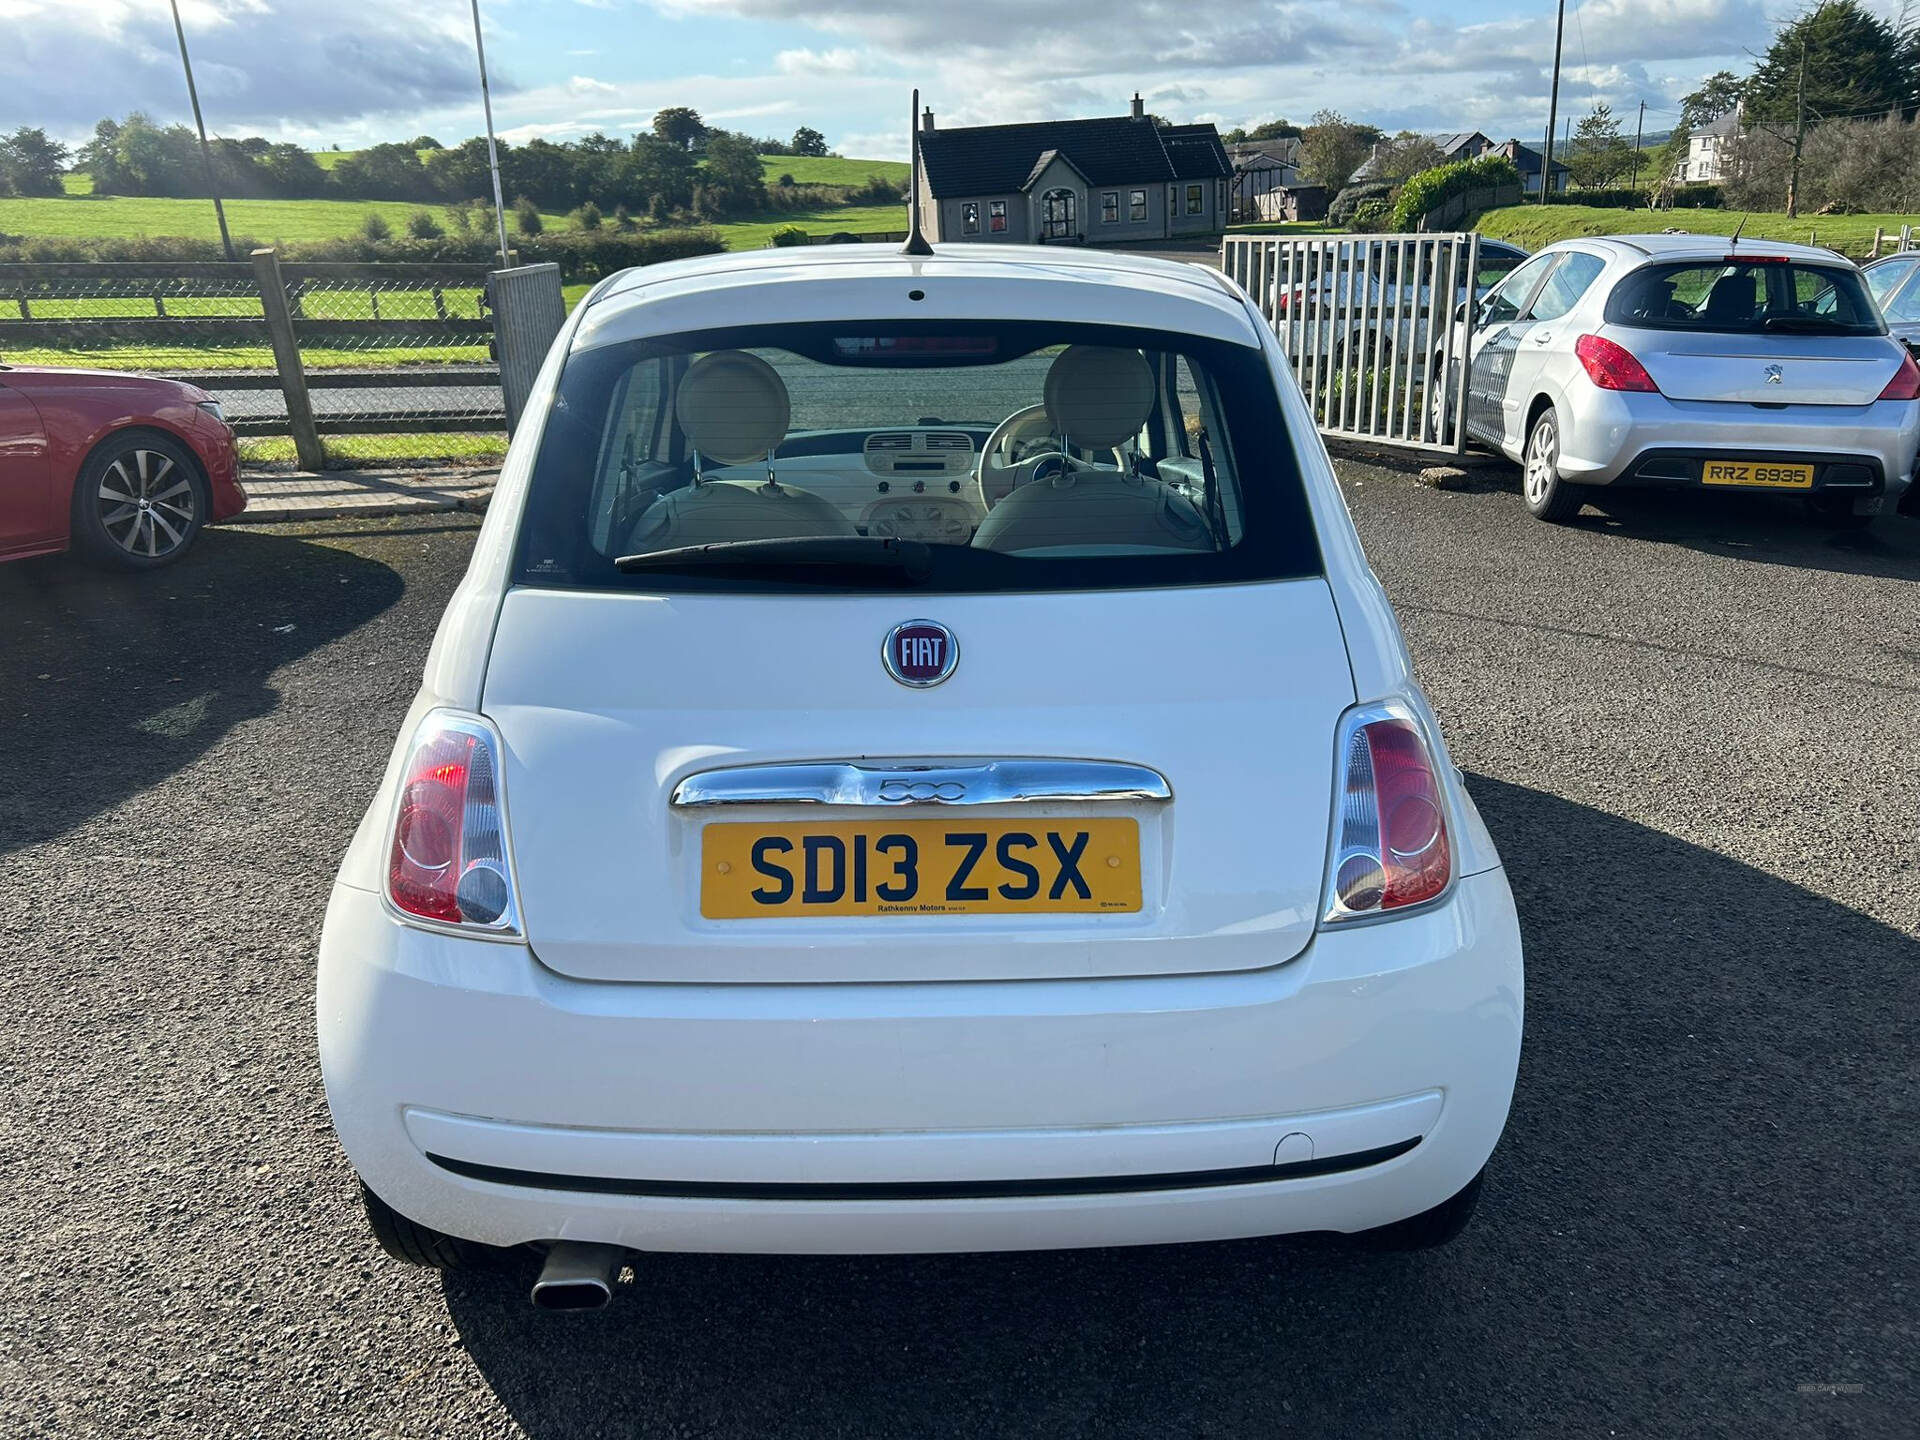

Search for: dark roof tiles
xmin=918 ymin=114 xmax=1228 ymax=196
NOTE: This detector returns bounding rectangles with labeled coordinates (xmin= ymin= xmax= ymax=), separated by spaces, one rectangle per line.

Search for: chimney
xmin=1130 ymin=92 xmax=1144 ymax=121
xmin=922 ymin=105 xmax=935 ymax=132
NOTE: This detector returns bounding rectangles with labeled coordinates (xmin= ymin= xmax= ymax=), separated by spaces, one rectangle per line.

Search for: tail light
xmin=1276 ymin=287 xmax=1302 ymax=314
xmin=1574 ymin=334 xmax=1659 ymax=393
xmin=1877 ymin=349 xmax=1920 ymax=400
xmin=385 ymin=712 xmax=521 ymax=937
xmin=1323 ymin=704 xmax=1453 ymax=924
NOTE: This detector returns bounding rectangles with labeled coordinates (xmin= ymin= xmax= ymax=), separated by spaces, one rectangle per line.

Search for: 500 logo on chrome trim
xmin=878 ymin=779 xmax=967 ymax=803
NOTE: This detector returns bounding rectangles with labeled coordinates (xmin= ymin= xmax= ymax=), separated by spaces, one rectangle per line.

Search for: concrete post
xmin=251 ymin=247 xmax=325 ymax=471
xmin=488 ymin=262 xmax=566 ymax=435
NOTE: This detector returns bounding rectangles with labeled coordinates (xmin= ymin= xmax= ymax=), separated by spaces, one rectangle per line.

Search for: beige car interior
xmin=972 ymin=345 xmax=1215 ymax=555
xmin=625 ymin=350 xmax=855 ymax=551
xmin=624 ymin=344 xmax=1216 ymax=555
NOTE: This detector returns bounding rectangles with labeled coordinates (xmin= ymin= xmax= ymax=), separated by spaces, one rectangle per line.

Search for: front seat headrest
xmin=675 ymin=350 xmax=792 ymax=464
xmin=1043 ymin=345 xmax=1156 ymax=452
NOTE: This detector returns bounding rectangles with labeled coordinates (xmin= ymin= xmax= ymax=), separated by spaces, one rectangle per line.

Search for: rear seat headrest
xmin=1043 ymin=345 xmax=1156 ymax=452
xmin=675 ymin=350 xmax=792 ymax=464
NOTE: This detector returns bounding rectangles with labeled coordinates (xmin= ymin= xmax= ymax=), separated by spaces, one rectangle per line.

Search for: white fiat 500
xmin=317 ymin=244 xmax=1523 ymax=1309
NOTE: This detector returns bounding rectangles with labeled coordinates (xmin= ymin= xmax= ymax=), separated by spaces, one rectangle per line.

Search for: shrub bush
xmin=1388 ymin=154 xmax=1521 ymax=232
xmin=572 ymin=201 xmax=603 ymax=231
xmin=769 ymin=224 xmax=809 ymax=247
xmin=360 ymin=211 xmax=392 ymax=241
xmin=1349 ymin=198 xmax=1392 ymax=232
xmin=513 ymin=195 xmax=543 ymax=235
xmin=1328 ymin=180 xmax=1396 ymax=227
xmin=405 ymin=209 xmax=444 ymax=239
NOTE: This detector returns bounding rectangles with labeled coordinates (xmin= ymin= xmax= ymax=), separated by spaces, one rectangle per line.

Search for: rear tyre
xmin=1353 ymin=1169 xmax=1486 ymax=1252
xmin=69 ymin=430 xmax=210 ymax=570
xmin=1520 ymin=407 xmax=1584 ymax=523
xmin=360 ymin=1183 xmax=509 ymax=1271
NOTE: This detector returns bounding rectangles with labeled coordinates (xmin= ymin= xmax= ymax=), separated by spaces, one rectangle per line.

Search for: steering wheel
xmin=977 ymin=404 xmax=1125 ymax=507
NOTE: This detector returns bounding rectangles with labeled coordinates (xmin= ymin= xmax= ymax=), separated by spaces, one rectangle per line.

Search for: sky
xmin=0 ymin=0 xmax=1905 ymax=159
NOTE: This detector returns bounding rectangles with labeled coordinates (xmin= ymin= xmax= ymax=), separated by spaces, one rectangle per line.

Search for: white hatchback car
xmin=317 ymin=244 xmax=1524 ymax=1309
xmin=1438 ymin=236 xmax=1920 ymax=523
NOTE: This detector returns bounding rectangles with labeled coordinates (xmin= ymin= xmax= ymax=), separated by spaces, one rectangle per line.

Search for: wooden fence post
xmin=251 ymin=247 xmax=325 ymax=471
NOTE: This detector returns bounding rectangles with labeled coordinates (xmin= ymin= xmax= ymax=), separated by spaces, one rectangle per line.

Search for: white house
xmin=1682 ymin=107 xmax=1740 ymax=183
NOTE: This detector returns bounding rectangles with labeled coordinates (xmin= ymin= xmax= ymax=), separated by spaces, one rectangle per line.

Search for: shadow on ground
xmin=0 ymin=527 xmax=404 ymax=853
xmin=1572 ymin=486 xmax=1920 ymax=582
xmin=443 ymin=776 xmax=1918 ymax=1438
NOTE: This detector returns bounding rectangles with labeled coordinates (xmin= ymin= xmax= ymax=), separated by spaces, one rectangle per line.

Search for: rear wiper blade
xmin=1761 ymin=315 xmax=1856 ymax=332
xmin=614 ymin=535 xmax=934 ymax=584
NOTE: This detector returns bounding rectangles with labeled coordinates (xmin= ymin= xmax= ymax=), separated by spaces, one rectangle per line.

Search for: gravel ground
xmin=1 ymin=470 xmax=1914 ymax=1439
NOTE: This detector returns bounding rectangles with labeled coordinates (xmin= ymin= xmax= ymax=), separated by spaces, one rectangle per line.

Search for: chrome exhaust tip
xmin=530 ymin=1241 xmax=624 ymax=1311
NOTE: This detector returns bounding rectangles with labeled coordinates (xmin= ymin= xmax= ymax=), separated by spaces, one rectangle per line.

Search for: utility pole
xmin=1542 ymin=0 xmax=1566 ymax=204
xmin=1631 ymin=99 xmax=1645 ymax=190
xmin=1786 ymin=38 xmax=1809 ymax=218
xmin=470 ymin=0 xmax=513 ymax=268
xmin=168 ymin=0 xmax=234 ymax=261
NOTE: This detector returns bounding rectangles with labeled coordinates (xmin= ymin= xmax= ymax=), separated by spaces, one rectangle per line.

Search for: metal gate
xmin=1220 ymin=232 xmax=1483 ymax=453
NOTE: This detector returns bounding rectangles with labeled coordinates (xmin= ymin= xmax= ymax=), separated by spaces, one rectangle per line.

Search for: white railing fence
xmin=1220 ymin=233 xmax=1483 ymax=454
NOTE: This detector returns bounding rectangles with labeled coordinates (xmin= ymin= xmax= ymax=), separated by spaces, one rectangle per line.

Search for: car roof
xmin=574 ymin=243 xmax=1266 ymax=352
xmin=1546 ymin=234 xmax=1856 ymax=266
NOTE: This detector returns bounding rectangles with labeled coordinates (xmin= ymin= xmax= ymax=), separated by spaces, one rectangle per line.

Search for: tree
xmin=0 ymin=126 xmax=70 ymax=196
xmin=652 ymin=106 xmax=708 ymax=152
xmin=1646 ymin=120 xmax=1693 ymax=201
xmin=790 ymin=125 xmax=828 ymax=157
xmin=1745 ymin=1 xmax=1908 ymax=126
xmin=406 ymin=135 xmax=445 ymax=151
xmin=332 ymin=141 xmax=428 ymax=200
xmin=1567 ymin=105 xmax=1634 ymax=188
xmin=1297 ymin=110 xmax=1375 ymax=187
xmin=514 ymin=195 xmax=543 ymax=235
xmin=1681 ymin=71 xmax=1745 ymax=130
xmin=700 ymin=130 xmax=768 ymax=215
xmin=1370 ymin=130 xmax=1446 ymax=180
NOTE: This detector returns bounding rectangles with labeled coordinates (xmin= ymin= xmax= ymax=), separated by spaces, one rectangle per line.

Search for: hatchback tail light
xmin=385 ymin=712 xmax=521 ymax=936
xmin=1323 ymin=704 xmax=1453 ymax=924
xmin=1877 ymin=349 xmax=1920 ymax=400
xmin=1574 ymin=334 xmax=1659 ymax=393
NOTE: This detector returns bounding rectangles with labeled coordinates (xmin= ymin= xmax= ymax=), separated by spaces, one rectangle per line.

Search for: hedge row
xmin=1548 ymin=184 xmax=1725 ymax=210
xmin=0 ymin=226 xmax=727 ymax=282
xmin=1388 ymin=155 xmax=1522 ymax=233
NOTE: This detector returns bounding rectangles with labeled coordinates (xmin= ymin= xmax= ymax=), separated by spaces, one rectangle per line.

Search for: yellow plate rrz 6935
xmin=1702 ymin=460 xmax=1814 ymax=488
xmin=701 ymin=818 xmax=1141 ymax=918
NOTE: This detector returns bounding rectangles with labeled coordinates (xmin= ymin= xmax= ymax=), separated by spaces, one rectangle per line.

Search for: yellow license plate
xmin=700 ymin=818 xmax=1141 ymax=919
xmin=1702 ymin=461 xmax=1814 ymax=489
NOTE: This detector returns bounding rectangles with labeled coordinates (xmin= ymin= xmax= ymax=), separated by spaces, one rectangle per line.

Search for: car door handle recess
xmin=671 ymin=759 xmax=1173 ymax=808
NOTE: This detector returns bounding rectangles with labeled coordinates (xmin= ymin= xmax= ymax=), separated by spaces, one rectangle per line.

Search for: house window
xmin=1129 ymin=188 xmax=1147 ymax=222
xmin=1217 ymin=179 xmax=1226 ymax=214
xmin=988 ymin=200 xmax=1007 ymax=233
xmin=1186 ymin=184 xmax=1204 ymax=216
xmin=961 ymin=202 xmax=980 ymax=235
xmin=1102 ymin=191 xmax=1119 ymax=224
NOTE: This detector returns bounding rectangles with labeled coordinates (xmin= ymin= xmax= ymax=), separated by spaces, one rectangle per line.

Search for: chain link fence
xmin=0 ymin=259 xmax=507 ymax=469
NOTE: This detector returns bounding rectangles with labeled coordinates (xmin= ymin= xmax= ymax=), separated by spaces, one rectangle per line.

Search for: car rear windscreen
xmin=1605 ymin=259 xmax=1884 ymax=336
xmin=512 ymin=319 xmax=1323 ymax=594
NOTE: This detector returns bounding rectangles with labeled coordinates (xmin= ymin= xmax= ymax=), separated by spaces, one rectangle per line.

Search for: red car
xmin=0 ymin=365 xmax=247 ymax=568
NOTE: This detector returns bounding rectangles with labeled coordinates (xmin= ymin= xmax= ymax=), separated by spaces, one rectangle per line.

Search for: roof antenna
xmin=902 ymin=87 xmax=934 ymax=257
xmin=1729 ymin=213 xmax=1747 ymax=251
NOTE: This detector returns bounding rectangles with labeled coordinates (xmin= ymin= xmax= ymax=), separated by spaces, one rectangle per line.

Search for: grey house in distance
xmin=914 ymin=95 xmax=1231 ymax=245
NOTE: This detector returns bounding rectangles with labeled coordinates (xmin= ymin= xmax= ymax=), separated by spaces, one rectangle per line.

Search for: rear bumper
xmin=1556 ymin=389 xmax=1918 ymax=501
xmin=317 ymin=869 xmax=1523 ymax=1254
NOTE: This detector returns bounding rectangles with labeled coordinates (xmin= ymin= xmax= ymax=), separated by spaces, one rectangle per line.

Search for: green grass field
xmin=1476 ymin=204 xmax=1915 ymax=260
xmin=760 ymin=155 xmax=907 ymax=186
xmin=0 ymin=191 xmax=561 ymax=243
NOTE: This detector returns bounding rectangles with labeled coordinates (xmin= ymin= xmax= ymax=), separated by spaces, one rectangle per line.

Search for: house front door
xmin=1041 ymin=188 xmax=1077 ymax=240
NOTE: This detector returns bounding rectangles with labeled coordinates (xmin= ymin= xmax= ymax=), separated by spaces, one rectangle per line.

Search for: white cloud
xmin=3 ymin=0 xmax=488 ymax=142
xmin=774 ymin=47 xmax=869 ymax=77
